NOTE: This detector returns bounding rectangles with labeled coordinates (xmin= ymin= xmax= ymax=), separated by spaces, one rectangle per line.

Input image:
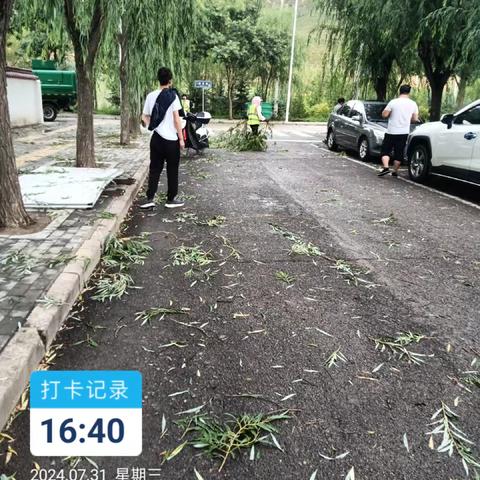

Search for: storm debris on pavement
xmin=91 ymin=272 xmax=135 ymax=302
xmin=324 ymin=348 xmax=347 ymax=368
xmin=175 ymin=410 xmax=291 ymax=471
xmin=134 ymin=306 xmax=188 ymax=326
xmin=427 ymin=403 xmax=480 ymax=475
xmin=371 ymin=331 xmax=432 ymax=365
xmin=275 ymin=270 xmax=296 ymax=285
xmin=103 ymin=234 xmax=152 ymax=267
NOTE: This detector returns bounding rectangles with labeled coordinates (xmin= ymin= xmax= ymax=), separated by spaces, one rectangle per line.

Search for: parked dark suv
xmin=326 ymin=100 xmax=389 ymax=160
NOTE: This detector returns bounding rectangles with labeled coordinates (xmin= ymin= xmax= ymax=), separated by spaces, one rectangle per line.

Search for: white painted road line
xmin=290 ymin=131 xmax=315 ymax=138
xmin=313 ymin=144 xmax=480 ymax=212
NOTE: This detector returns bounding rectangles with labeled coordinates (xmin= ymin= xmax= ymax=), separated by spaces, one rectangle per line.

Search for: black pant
xmin=146 ymin=132 xmax=180 ymax=201
xmin=250 ymin=124 xmax=259 ymax=135
xmin=381 ymin=133 xmax=408 ymax=162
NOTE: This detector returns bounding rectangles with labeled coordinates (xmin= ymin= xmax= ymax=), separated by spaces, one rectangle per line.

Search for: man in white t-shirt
xmin=140 ymin=67 xmax=185 ymax=208
xmin=378 ymin=85 xmax=419 ymax=177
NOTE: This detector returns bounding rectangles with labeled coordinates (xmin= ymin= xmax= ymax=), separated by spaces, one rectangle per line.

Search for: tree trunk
xmin=456 ymin=75 xmax=467 ymax=110
xmin=93 ymin=71 xmax=98 ymax=111
xmin=76 ymin=66 xmax=96 ymax=167
xmin=374 ymin=76 xmax=388 ymax=102
xmin=264 ymin=69 xmax=273 ymax=100
xmin=228 ymin=84 xmax=233 ymax=120
xmin=429 ymin=82 xmax=445 ymax=121
xmin=418 ymin=42 xmax=451 ymax=122
xmin=119 ymin=28 xmax=130 ymax=145
xmin=64 ymin=0 xmax=106 ymax=168
xmin=129 ymin=113 xmax=141 ymax=137
xmin=373 ymin=57 xmax=393 ymax=101
xmin=0 ymin=0 xmax=33 ymax=228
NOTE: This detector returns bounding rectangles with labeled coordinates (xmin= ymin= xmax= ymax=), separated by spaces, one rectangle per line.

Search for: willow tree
xmin=101 ymin=0 xmax=198 ymax=145
xmin=9 ymin=5 xmax=71 ymax=66
xmin=423 ymin=0 xmax=480 ymax=115
xmin=313 ymin=0 xmax=415 ymax=101
xmin=23 ymin=0 xmax=111 ymax=166
xmin=63 ymin=0 xmax=110 ymax=167
xmin=0 ymin=0 xmax=32 ymax=228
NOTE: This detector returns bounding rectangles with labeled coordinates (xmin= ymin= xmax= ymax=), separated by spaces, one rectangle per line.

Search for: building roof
xmin=6 ymin=66 xmax=38 ymax=81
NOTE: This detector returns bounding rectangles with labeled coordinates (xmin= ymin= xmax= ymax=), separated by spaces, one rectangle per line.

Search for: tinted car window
xmin=455 ymin=105 xmax=480 ymax=125
xmin=364 ymin=103 xmax=388 ymax=121
xmin=338 ymin=105 xmax=351 ymax=116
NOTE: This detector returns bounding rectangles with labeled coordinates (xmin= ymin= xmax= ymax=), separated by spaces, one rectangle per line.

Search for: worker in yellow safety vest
xmin=247 ymin=96 xmax=266 ymax=134
xmin=181 ymin=94 xmax=191 ymax=114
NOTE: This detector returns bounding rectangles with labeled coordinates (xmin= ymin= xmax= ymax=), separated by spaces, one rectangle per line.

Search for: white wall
xmin=6 ymin=74 xmax=44 ymax=127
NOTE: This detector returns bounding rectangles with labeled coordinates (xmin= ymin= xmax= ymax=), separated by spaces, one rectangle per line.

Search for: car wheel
xmin=408 ymin=143 xmax=431 ymax=183
xmin=326 ymin=129 xmax=338 ymax=151
xmin=43 ymin=103 xmax=58 ymax=122
xmin=358 ymin=137 xmax=371 ymax=161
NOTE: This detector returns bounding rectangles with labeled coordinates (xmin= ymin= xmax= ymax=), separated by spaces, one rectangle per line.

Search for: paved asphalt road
xmin=3 ymin=124 xmax=480 ymax=479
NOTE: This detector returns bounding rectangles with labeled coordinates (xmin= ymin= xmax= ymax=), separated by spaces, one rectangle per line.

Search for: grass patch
xmin=176 ymin=410 xmax=291 ymax=471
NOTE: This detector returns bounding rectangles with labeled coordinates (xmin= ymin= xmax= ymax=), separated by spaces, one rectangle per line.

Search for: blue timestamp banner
xmin=30 ymin=371 xmax=142 ymax=457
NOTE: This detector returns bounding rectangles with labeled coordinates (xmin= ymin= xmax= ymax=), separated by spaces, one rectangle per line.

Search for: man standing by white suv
xmin=378 ymin=85 xmax=419 ymax=177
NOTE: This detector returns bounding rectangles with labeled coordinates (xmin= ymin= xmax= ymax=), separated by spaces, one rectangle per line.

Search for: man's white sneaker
xmin=139 ymin=201 xmax=155 ymax=209
xmin=165 ymin=199 xmax=185 ymax=208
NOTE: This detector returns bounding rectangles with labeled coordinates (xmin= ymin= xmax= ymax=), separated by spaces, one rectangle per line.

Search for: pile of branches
xmin=212 ymin=122 xmax=270 ymax=152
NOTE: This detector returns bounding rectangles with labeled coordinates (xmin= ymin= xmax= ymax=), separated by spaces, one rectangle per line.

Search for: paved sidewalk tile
xmin=0 ymin=116 xmax=149 ymax=353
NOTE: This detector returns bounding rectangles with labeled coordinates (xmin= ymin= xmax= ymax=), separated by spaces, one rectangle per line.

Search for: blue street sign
xmin=194 ymin=80 xmax=212 ymax=89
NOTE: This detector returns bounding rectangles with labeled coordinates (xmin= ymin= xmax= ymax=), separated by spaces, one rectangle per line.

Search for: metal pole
xmin=202 ymin=88 xmax=205 ymax=112
xmin=285 ymin=0 xmax=298 ymax=123
xmin=118 ymin=19 xmax=122 ymax=104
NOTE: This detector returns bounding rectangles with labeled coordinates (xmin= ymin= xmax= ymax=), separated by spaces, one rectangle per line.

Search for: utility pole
xmin=285 ymin=0 xmax=298 ymax=123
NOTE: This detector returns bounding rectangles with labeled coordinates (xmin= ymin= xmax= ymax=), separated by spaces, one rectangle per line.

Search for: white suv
xmin=406 ymin=100 xmax=480 ymax=184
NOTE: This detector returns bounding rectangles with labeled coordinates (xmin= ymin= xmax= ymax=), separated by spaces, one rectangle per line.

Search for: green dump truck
xmin=32 ymin=59 xmax=77 ymax=122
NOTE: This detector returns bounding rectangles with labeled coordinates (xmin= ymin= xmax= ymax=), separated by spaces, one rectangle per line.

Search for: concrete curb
xmin=0 ymin=152 xmax=149 ymax=431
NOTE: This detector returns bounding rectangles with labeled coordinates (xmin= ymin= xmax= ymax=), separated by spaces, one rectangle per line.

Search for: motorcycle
xmin=182 ymin=111 xmax=211 ymax=153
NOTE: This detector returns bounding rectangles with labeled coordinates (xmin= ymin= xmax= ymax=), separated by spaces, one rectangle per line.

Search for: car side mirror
xmin=441 ymin=113 xmax=454 ymax=129
xmin=352 ymin=114 xmax=363 ymax=123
